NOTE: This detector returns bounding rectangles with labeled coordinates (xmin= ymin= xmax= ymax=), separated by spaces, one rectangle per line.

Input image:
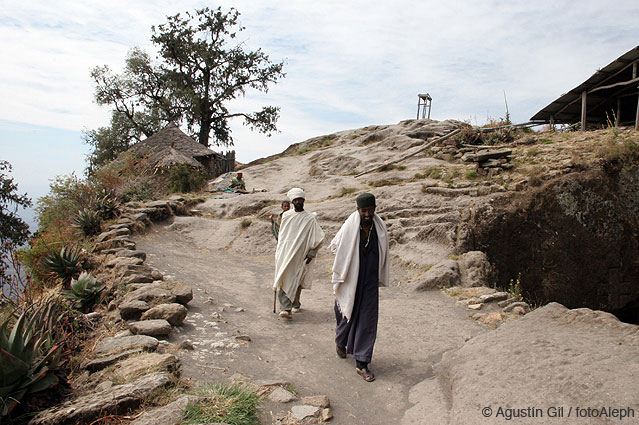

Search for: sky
xmin=1 ymin=0 xmax=638 ymax=213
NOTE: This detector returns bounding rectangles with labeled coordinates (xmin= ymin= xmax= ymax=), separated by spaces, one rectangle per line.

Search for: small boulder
xmin=106 ymin=256 xmax=144 ymax=268
xmin=124 ymin=287 xmax=176 ymax=306
xmin=141 ymin=303 xmax=188 ymax=326
xmin=94 ymin=335 xmax=159 ymax=355
xmin=409 ymin=259 xmax=460 ymax=291
xmin=301 ymin=395 xmax=330 ymax=408
xmin=97 ymin=228 xmax=131 ymax=243
xmin=291 ymin=405 xmax=320 ymax=420
xmin=479 ymin=292 xmax=510 ymax=303
xmin=458 ymin=251 xmax=491 ymax=287
xmin=128 ymin=319 xmax=172 ymax=337
xmin=119 ymin=300 xmax=151 ymax=321
xmin=130 ymin=395 xmax=203 ymax=425
xmin=116 ymin=249 xmax=147 ymax=260
xmin=268 ymin=387 xmax=297 ymax=403
xmin=160 ymin=281 xmax=193 ymax=305
xmin=113 ymin=353 xmax=180 ymax=381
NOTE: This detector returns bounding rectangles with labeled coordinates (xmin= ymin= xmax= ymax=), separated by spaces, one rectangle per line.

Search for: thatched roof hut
xmin=126 ymin=124 xmax=235 ymax=177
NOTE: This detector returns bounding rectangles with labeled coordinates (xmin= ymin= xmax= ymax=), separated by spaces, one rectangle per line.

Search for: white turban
xmin=287 ymin=187 xmax=305 ymax=201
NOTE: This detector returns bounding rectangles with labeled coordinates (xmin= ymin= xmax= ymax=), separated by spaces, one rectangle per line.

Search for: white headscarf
xmin=287 ymin=187 xmax=305 ymax=201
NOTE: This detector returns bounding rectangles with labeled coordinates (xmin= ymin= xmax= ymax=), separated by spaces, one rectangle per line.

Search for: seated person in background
xmin=229 ymin=172 xmax=246 ymax=192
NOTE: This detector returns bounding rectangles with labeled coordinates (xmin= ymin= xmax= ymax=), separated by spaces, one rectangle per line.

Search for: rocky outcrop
xmin=29 ymin=372 xmax=172 ymax=425
xmin=404 ymin=303 xmax=639 ymax=425
xmin=468 ymin=165 xmax=639 ymax=318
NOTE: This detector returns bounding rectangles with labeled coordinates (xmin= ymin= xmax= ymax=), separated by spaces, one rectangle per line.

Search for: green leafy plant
xmin=41 ymin=246 xmax=83 ymax=285
xmin=63 ymin=272 xmax=103 ymax=311
xmin=72 ymin=208 xmax=102 ymax=237
xmin=90 ymin=191 xmax=121 ymax=219
xmin=0 ymin=297 xmax=64 ymax=416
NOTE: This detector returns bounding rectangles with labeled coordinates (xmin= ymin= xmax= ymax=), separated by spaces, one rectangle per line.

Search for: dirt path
xmin=134 ymin=218 xmax=486 ymax=424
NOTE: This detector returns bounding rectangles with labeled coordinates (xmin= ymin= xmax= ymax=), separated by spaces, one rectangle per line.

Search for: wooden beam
xmin=581 ymin=91 xmax=587 ymax=130
xmin=589 ymin=77 xmax=639 ymax=93
xmin=355 ymin=129 xmax=460 ymax=178
xmin=633 ymin=62 xmax=637 ymax=79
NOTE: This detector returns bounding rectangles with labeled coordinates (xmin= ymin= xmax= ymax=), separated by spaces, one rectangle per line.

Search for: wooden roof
xmin=531 ymin=46 xmax=639 ymax=125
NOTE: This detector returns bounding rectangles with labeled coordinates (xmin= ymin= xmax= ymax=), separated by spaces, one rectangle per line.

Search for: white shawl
xmin=329 ymin=211 xmax=389 ymax=321
xmin=273 ymin=210 xmax=325 ymax=298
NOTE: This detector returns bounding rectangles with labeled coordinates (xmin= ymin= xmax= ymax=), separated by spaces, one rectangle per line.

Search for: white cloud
xmin=1 ymin=0 xmax=638 ymax=168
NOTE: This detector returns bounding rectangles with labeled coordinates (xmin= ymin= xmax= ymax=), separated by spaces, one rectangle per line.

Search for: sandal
xmin=336 ymin=345 xmax=347 ymax=359
xmin=279 ymin=310 xmax=292 ymax=319
xmin=356 ymin=367 xmax=375 ymax=382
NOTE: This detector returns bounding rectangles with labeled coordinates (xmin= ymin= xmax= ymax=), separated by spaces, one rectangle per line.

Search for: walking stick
xmin=273 ymin=289 xmax=277 ymax=313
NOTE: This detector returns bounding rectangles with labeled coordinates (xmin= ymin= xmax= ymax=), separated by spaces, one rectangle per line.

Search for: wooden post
xmin=549 ymin=115 xmax=555 ymax=130
xmin=635 ymin=93 xmax=639 ymax=131
xmin=617 ymin=97 xmax=622 ymax=124
xmin=581 ymin=90 xmax=587 ymax=131
xmin=633 ymin=62 xmax=637 ymax=79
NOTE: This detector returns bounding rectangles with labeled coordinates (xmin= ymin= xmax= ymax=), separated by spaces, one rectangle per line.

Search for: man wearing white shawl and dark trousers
xmin=330 ymin=192 xmax=389 ymax=382
xmin=273 ymin=188 xmax=325 ymax=319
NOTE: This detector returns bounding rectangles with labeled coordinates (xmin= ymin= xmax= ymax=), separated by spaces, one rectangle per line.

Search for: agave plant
xmin=90 ymin=192 xmax=121 ymax=220
xmin=63 ymin=272 xmax=103 ymax=310
xmin=0 ymin=297 xmax=63 ymax=416
xmin=72 ymin=208 xmax=101 ymax=236
xmin=41 ymin=246 xmax=83 ymax=285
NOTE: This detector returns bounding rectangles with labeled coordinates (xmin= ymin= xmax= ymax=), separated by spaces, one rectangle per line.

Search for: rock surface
xmin=405 ymin=303 xmax=639 ymax=425
xmin=94 ymin=335 xmax=159 ymax=355
xmin=128 ymin=319 xmax=172 ymax=336
xmin=29 ymin=372 xmax=172 ymax=425
xmin=130 ymin=395 xmax=203 ymax=425
xmin=408 ymin=259 xmax=460 ymax=291
xmin=141 ymin=303 xmax=188 ymax=325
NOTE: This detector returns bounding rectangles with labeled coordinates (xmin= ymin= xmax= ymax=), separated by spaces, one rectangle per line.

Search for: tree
xmin=88 ymin=6 xmax=285 ymax=154
xmin=0 ymin=161 xmax=31 ymax=247
xmin=0 ymin=161 xmax=32 ymax=290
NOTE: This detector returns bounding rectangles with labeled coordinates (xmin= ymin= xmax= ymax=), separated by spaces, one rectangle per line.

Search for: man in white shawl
xmin=273 ymin=188 xmax=325 ymax=319
xmin=329 ymin=192 xmax=389 ymax=382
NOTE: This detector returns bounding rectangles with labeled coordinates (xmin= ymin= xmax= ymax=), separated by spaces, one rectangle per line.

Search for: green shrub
xmin=120 ymin=177 xmax=155 ymax=202
xmin=0 ymin=297 xmax=65 ymax=416
xmin=465 ymin=170 xmax=477 ymax=179
xmin=41 ymin=246 xmax=84 ymax=285
xmin=90 ymin=191 xmax=120 ymax=219
xmin=63 ymin=272 xmax=103 ymax=311
xmin=72 ymin=208 xmax=102 ymax=237
xmin=167 ymin=164 xmax=206 ymax=194
xmin=35 ymin=174 xmax=96 ymax=231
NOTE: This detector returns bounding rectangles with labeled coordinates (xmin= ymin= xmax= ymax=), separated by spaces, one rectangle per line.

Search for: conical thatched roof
xmin=154 ymin=146 xmax=203 ymax=171
xmin=129 ymin=123 xmax=216 ymax=159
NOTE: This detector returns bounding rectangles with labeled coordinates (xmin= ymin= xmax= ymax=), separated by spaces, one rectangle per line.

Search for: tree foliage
xmin=86 ymin=6 xmax=285 ymax=171
xmin=1 ymin=161 xmax=32 ymax=292
xmin=0 ymin=161 xmax=31 ymax=247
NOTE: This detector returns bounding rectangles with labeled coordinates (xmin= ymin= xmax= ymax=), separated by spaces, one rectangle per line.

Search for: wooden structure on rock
xmin=126 ymin=123 xmax=235 ymax=178
xmin=531 ymin=45 xmax=639 ymax=130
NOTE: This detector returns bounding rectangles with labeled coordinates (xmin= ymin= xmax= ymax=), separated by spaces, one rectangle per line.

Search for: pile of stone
xmin=444 ymin=286 xmax=532 ymax=329
xmin=460 ymin=147 xmax=513 ymax=171
xmin=252 ymin=378 xmax=333 ymax=424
